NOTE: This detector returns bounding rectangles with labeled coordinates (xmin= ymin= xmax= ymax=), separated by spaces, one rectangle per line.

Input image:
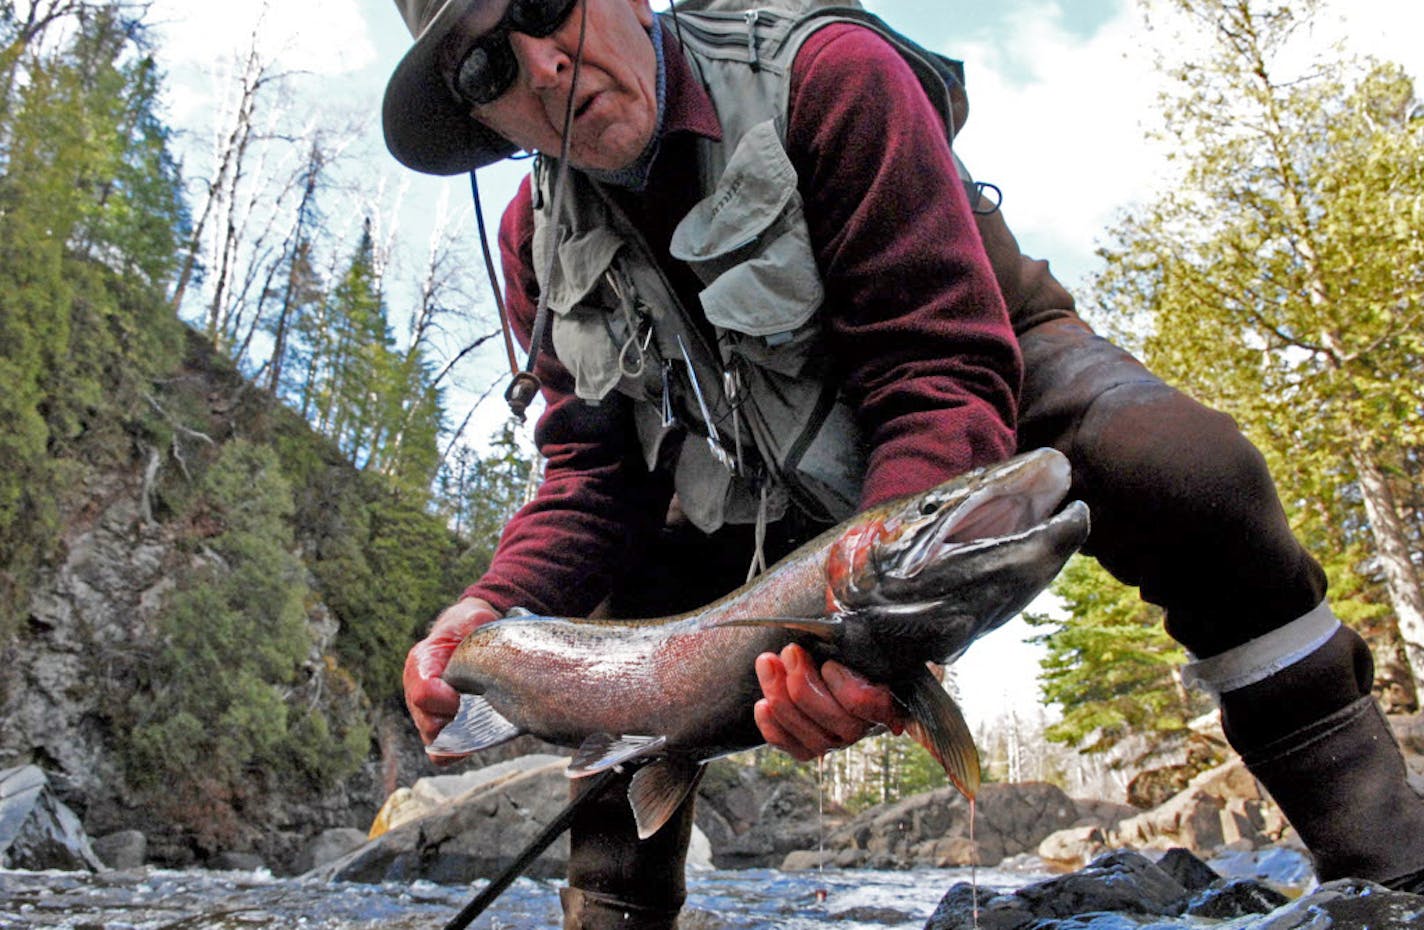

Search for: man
xmin=384 ymin=1 xmax=1424 ymax=927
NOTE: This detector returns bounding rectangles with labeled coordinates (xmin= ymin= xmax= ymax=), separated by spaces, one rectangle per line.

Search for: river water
xmin=0 ymin=864 xmax=1047 ymax=930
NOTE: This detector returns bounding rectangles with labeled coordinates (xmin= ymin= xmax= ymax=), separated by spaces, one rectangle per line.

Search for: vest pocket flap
xmin=547 ymin=226 xmax=624 ymax=315
xmin=669 ymin=120 xmax=798 ymax=264
xmin=697 ymin=223 xmax=824 ymax=344
xmin=551 ymin=314 xmax=624 ymax=402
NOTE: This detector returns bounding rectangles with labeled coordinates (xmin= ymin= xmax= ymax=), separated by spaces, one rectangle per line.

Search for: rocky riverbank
xmin=8 ymin=714 xmax=1424 ymax=930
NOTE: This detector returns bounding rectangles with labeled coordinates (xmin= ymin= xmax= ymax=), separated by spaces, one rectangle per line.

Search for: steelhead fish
xmin=431 ymin=448 xmax=1090 ymax=838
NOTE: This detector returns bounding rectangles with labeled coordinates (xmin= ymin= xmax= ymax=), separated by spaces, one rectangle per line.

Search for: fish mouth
xmin=891 ymin=448 xmax=1081 ymax=582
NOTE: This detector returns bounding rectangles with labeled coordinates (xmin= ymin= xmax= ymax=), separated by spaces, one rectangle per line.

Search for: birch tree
xmin=1093 ymin=0 xmax=1424 ymax=687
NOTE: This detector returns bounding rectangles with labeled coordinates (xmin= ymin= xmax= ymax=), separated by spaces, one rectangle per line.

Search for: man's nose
xmin=509 ymin=32 xmax=571 ymax=92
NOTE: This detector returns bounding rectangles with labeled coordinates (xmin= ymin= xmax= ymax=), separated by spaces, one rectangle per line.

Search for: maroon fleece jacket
xmin=465 ymin=22 xmax=1020 ymax=616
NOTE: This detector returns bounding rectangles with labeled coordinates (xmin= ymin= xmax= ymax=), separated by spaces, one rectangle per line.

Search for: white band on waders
xmin=1180 ymin=600 xmax=1341 ymax=696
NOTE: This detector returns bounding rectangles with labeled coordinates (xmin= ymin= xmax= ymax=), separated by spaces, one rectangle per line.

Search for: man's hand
xmin=403 ymin=597 xmax=500 ymax=759
xmin=753 ymin=643 xmax=904 ymax=761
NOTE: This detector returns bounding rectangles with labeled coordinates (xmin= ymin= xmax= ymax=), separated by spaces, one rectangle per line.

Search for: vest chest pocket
xmin=546 ymin=226 xmax=659 ymax=404
xmin=670 ymin=119 xmax=825 ymax=378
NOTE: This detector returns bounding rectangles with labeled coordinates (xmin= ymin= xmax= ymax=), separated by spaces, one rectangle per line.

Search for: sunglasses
xmin=448 ymin=0 xmax=581 ymax=106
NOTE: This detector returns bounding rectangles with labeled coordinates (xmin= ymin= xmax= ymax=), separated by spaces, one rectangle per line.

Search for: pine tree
xmin=0 ymin=2 xmax=185 ymax=629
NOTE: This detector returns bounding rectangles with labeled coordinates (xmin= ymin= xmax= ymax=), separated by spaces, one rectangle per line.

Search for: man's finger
xmin=754 ymin=699 xmax=815 ymax=762
xmin=821 ymin=659 xmax=904 ymax=734
xmin=780 ymin=645 xmax=867 ymax=745
xmin=756 ymin=652 xmax=844 ymax=757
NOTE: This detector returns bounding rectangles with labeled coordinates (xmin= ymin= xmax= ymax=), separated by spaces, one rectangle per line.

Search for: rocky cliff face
xmin=0 ymin=337 xmax=427 ymax=872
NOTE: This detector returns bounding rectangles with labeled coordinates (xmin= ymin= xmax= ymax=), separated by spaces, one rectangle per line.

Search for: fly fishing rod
xmin=443 ymin=767 xmax=620 ymax=930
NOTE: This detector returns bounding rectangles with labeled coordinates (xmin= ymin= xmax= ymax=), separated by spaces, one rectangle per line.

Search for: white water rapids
xmin=0 ymin=864 xmax=1048 ymax=929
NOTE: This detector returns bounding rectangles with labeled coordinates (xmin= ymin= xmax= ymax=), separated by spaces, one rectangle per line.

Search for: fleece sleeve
xmin=461 ymin=176 xmax=671 ymax=617
xmin=787 ymin=25 xmax=1022 ymax=509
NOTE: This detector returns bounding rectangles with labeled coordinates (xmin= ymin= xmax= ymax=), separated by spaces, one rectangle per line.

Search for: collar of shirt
xmin=656 ymin=15 xmax=722 ymax=146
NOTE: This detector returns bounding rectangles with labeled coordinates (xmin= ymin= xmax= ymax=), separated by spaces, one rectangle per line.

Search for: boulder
xmin=1105 ymin=759 xmax=1288 ymax=856
xmin=209 ymin=851 xmax=267 ymax=872
xmin=293 ymin=828 xmax=368 ymax=873
xmin=924 ymin=848 xmax=1367 ymax=930
xmin=308 ymin=755 xmax=575 ymax=884
xmin=0 ymin=765 xmax=105 ymax=871
xmin=1036 ymin=825 xmax=1108 ymax=869
xmin=781 ymin=781 xmax=1079 ymax=870
xmin=92 ymin=830 xmax=147 ymax=870
xmin=1255 ymin=879 xmax=1424 ymax=929
xmin=693 ymin=759 xmax=833 ymax=869
xmin=1182 ymin=878 xmax=1289 ymax=920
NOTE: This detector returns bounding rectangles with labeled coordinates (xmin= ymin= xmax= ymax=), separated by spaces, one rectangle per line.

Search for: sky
xmin=141 ymin=0 xmax=1424 ymax=730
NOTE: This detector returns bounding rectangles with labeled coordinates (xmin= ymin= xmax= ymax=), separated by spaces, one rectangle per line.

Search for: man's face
xmin=444 ymin=0 xmax=659 ymax=173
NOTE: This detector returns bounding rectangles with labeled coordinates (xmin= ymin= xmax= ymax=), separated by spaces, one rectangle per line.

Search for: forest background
xmin=2 ymin=0 xmax=1423 ymax=854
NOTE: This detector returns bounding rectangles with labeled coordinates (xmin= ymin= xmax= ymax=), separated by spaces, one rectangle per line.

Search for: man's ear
xmin=631 ymin=0 xmax=656 ymax=30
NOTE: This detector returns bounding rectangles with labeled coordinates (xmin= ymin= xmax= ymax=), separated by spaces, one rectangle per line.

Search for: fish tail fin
xmin=628 ymin=757 xmax=704 ymax=840
xmin=895 ymin=667 xmax=981 ymax=801
xmin=710 ymin=616 xmax=842 ymax=641
xmin=426 ymin=694 xmax=524 ymax=759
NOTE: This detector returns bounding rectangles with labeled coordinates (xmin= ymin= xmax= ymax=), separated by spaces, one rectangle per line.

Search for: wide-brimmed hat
xmin=384 ymin=0 xmax=520 ymax=175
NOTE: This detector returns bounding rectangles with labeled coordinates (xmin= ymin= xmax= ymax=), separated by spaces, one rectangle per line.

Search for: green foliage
xmin=838 ymin=733 xmax=948 ymax=812
xmin=1029 ymin=557 xmax=1205 ymax=752
xmin=1051 ymin=0 xmax=1424 ymax=742
xmin=0 ymin=3 xmax=186 ymax=633
xmin=291 ymin=222 xmax=446 ymax=499
xmin=325 ymin=491 xmax=456 ymax=701
xmin=123 ymin=441 xmax=368 ymax=842
xmin=440 ymin=422 xmax=537 ymax=568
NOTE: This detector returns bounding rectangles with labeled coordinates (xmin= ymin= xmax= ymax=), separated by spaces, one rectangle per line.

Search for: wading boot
xmin=561 ymin=768 xmax=699 ymax=930
xmin=1214 ymin=623 xmax=1424 ymax=892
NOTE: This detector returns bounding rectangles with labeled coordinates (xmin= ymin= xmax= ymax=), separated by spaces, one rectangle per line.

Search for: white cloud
xmin=148 ymin=0 xmax=376 ymax=77
xmin=936 ymin=0 xmax=1424 ymax=293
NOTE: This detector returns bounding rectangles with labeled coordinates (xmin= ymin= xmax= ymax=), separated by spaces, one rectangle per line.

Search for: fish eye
xmin=920 ymin=501 xmax=940 ymax=516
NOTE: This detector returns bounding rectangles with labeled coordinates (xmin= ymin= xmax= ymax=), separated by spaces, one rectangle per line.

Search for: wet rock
xmin=1182 ymin=877 xmax=1288 ymax=919
xmin=209 ymin=851 xmax=266 ymax=871
xmin=924 ymin=882 xmax=1036 ymax=930
xmin=293 ymin=828 xmax=367 ymax=873
xmin=828 ymin=904 xmax=913 ymax=922
xmin=1015 ymin=850 xmax=1189 ymax=918
xmin=92 ymin=830 xmax=147 ymax=869
xmin=1259 ymin=879 xmax=1424 ymax=929
xmin=0 ymin=765 xmax=104 ymax=871
xmin=1154 ymin=847 xmax=1220 ymax=893
xmin=927 ymin=848 xmax=1424 ymax=930
xmin=309 ymin=754 xmax=574 ymax=883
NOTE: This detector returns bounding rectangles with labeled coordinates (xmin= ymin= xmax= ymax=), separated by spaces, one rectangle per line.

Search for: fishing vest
xmin=530 ymin=1 xmax=969 ymax=534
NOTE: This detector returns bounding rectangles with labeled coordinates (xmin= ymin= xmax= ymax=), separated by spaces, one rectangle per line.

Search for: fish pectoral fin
xmin=711 ymin=616 xmax=842 ymax=641
xmin=426 ymin=694 xmax=524 ymax=758
xmin=628 ymin=757 xmax=704 ymax=840
xmin=568 ymin=734 xmax=668 ymax=776
xmin=895 ymin=668 xmax=981 ymax=801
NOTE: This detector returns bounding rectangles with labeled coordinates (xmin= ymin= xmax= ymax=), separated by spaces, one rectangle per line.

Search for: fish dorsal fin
xmin=895 ymin=667 xmax=981 ymax=800
xmin=628 ymin=757 xmax=703 ymax=840
xmin=426 ymin=694 xmax=524 ymax=759
xmin=710 ymin=616 xmax=842 ymax=641
xmin=568 ymin=734 xmax=668 ymax=776
xmin=504 ymin=605 xmax=536 ymax=617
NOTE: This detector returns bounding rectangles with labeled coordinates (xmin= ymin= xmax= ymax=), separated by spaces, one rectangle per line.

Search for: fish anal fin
xmin=895 ymin=669 xmax=981 ymax=800
xmin=628 ymin=757 xmax=704 ymax=840
xmin=427 ymin=694 xmax=524 ymax=759
xmin=711 ymin=616 xmax=842 ymax=641
xmin=568 ymin=734 xmax=668 ymax=776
